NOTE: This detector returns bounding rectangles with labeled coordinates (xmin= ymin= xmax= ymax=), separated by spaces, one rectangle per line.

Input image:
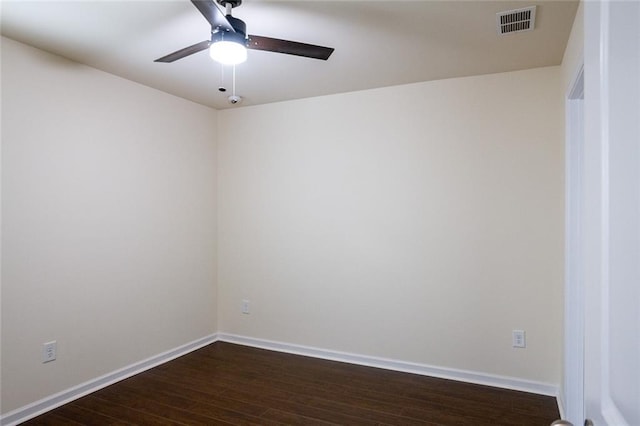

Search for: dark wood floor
xmin=22 ymin=342 xmax=559 ymax=425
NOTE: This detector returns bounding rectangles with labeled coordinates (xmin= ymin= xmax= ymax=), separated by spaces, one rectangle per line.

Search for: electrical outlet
xmin=43 ymin=341 xmax=57 ymax=363
xmin=512 ymin=330 xmax=526 ymax=348
xmin=241 ymin=299 xmax=250 ymax=314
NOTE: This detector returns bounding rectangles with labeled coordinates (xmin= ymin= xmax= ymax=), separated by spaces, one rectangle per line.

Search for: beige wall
xmin=1 ymin=37 xmax=218 ymax=412
xmin=218 ymin=66 xmax=564 ymax=385
xmin=2 ymin=35 xmax=566 ymax=415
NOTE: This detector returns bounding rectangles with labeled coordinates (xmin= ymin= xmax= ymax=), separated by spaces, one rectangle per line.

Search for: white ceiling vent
xmin=496 ymin=6 xmax=536 ymax=35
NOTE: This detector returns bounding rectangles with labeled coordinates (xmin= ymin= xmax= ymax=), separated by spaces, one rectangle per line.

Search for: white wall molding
xmin=557 ymin=394 xmax=567 ymax=422
xmin=2 ymin=332 xmax=561 ymax=425
xmin=217 ymin=333 xmax=559 ymax=397
xmin=0 ymin=334 xmax=218 ymax=426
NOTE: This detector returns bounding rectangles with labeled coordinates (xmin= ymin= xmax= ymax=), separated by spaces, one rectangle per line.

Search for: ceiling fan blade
xmin=191 ymin=0 xmax=234 ymax=32
xmin=154 ymin=40 xmax=211 ymax=63
xmin=247 ymin=35 xmax=334 ymax=60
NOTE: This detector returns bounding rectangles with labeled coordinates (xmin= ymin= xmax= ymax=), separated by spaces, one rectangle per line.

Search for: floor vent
xmin=496 ymin=6 xmax=536 ymax=35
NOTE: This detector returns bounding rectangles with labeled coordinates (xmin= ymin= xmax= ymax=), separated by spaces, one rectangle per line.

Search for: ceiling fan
xmin=155 ymin=0 xmax=334 ymax=65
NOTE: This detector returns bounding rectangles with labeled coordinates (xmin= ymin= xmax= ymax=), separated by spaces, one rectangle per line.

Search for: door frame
xmin=564 ymin=63 xmax=584 ymax=425
xmin=582 ymin=0 xmax=640 ymax=424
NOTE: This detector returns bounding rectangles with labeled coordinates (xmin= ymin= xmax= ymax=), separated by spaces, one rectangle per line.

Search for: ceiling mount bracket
xmin=216 ymin=0 xmax=242 ymax=9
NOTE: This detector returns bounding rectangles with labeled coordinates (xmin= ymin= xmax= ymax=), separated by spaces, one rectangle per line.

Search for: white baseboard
xmin=217 ymin=333 xmax=559 ymax=397
xmin=556 ymin=392 xmax=566 ymax=421
xmin=2 ymin=332 xmax=560 ymax=425
xmin=0 ymin=333 xmax=218 ymax=426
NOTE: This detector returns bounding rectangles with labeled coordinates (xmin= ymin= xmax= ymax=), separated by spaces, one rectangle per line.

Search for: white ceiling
xmin=1 ymin=0 xmax=578 ymax=110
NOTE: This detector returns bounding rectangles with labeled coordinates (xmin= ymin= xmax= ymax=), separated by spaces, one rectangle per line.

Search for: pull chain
xmin=218 ymin=63 xmax=226 ymax=92
xmin=228 ymin=65 xmax=242 ymax=105
xmin=232 ymin=65 xmax=236 ymax=96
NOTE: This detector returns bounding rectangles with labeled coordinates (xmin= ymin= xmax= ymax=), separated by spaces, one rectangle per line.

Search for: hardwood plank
xmin=75 ymin=394 xmax=186 ymax=425
xmin=287 ymin=395 xmax=437 ymax=426
xmin=20 ymin=412 xmax=84 ymax=426
xmin=92 ymin=386 xmax=233 ymax=425
xmin=122 ymin=374 xmax=270 ymax=417
xmin=260 ymin=408 xmax=337 ymax=425
xmin=47 ymin=404 xmax=130 ymax=425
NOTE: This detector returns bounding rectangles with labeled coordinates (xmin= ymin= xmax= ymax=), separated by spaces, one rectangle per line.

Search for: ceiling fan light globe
xmin=209 ymin=41 xmax=247 ymax=65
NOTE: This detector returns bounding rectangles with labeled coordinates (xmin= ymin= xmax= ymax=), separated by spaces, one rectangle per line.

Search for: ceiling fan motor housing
xmin=212 ymin=15 xmax=247 ymax=45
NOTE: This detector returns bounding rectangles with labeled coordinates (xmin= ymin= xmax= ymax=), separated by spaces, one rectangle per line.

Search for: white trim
xmin=217 ymin=333 xmax=559 ymax=397
xmin=0 ymin=333 xmax=218 ymax=426
xmin=557 ymin=394 xmax=567 ymax=421
xmin=567 ymin=61 xmax=584 ymax=100
xmin=598 ymin=0 xmax=612 ymax=418
xmin=596 ymin=2 xmax=629 ymax=425
xmin=2 ymin=332 xmax=561 ymax=425
xmin=564 ymin=63 xmax=585 ymax=426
